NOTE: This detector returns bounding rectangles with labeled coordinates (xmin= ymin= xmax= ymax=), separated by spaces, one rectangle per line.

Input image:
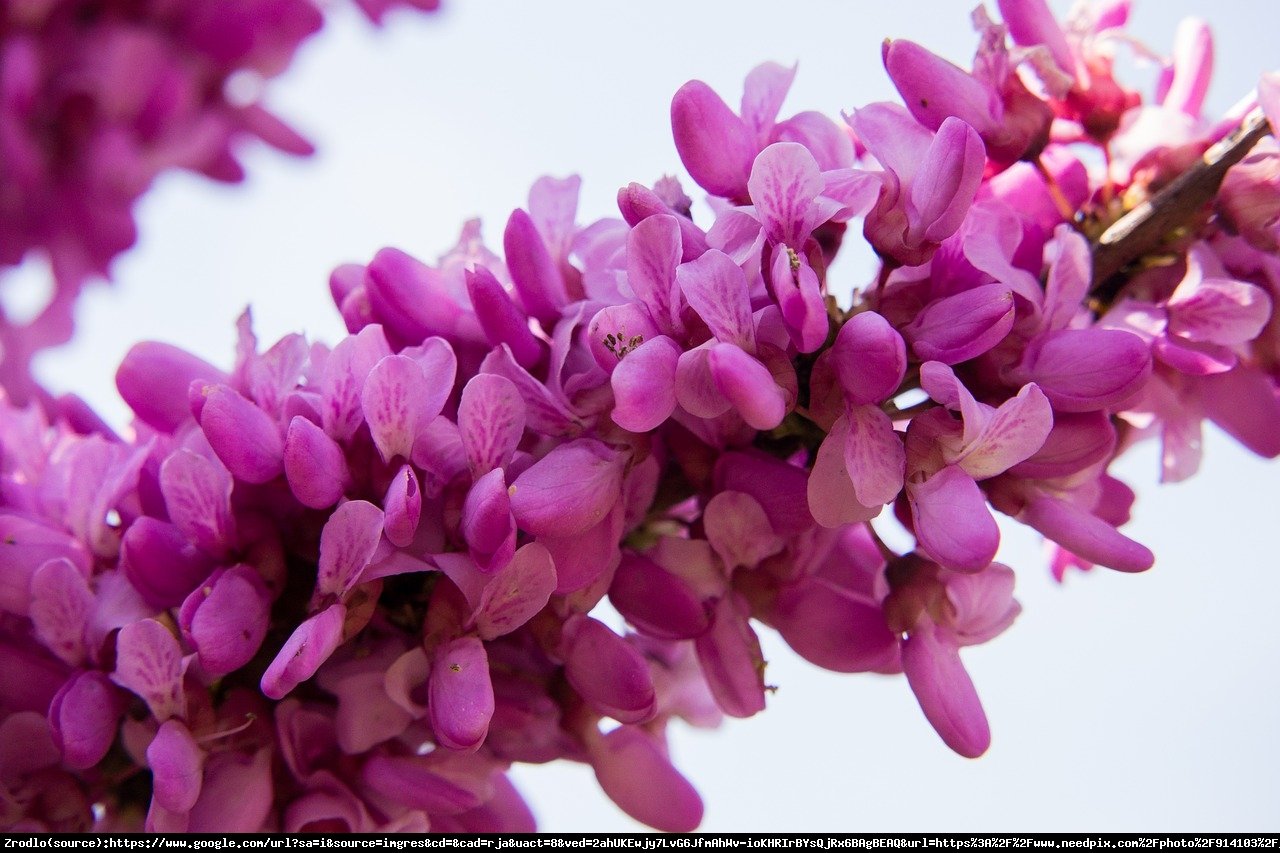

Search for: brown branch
xmin=1091 ymin=108 xmax=1272 ymax=295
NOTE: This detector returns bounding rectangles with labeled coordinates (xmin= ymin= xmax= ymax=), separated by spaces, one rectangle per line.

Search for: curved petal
xmin=902 ymin=621 xmax=991 ymax=758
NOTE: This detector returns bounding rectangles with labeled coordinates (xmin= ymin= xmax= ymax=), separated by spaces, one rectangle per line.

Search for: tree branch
xmin=1091 ymin=108 xmax=1272 ymax=294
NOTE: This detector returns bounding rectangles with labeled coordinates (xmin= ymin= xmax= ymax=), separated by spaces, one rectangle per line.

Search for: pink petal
xmin=1043 ymin=226 xmax=1092 ymax=331
xmin=677 ymin=249 xmax=756 ymax=350
xmin=450 ymin=774 xmax=537 ymax=833
xmin=748 ymin=142 xmax=823 ymax=245
xmin=709 ymin=343 xmax=787 ymax=430
xmin=179 ymin=565 xmax=271 ymax=676
xmin=850 ymin=102 xmax=933 ymax=184
xmin=111 ymin=619 xmax=187 ymax=721
xmin=904 ymin=284 xmax=1016 ymax=364
xmin=0 ymin=515 xmax=90 ymax=617
xmin=769 ymin=246 xmax=830 ymax=354
xmin=458 ymin=373 xmax=526 ymax=478
xmin=909 ymin=117 xmax=987 ymax=244
xmin=365 ymin=248 xmax=477 ymax=346
xmin=1261 ymin=72 xmax=1280 ymax=141
xmin=360 ymin=754 xmax=491 ymax=816
xmin=957 ymin=383 xmax=1053 ymax=480
xmin=704 ymin=491 xmax=784 ymax=572
xmin=1167 ymin=276 xmax=1272 ymax=345
xmin=908 ymin=465 xmax=999 ymax=572
xmin=385 ymin=647 xmax=431 ymax=718
xmin=116 ymin=343 xmax=226 ymax=432
xmin=504 ymin=208 xmax=568 ymax=326
xmin=474 ymin=542 xmax=557 ymax=640
xmin=362 ymin=355 xmax=434 ymax=463
xmin=590 ymin=727 xmax=703 ymax=833
xmin=383 ymin=464 xmax=423 ymax=549
xmin=608 ymin=553 xmax=711 ymax=641
xmin=412 ymin=415 xmax=469 ymax=495
xmin=540 ymin=506 xmax=624 ymax=595
xmin=588 ymin=303 xmax=660 ymax=371
xmin=316 ymin=500 xmax=384 ymax=600
xmin=695 ymin=594 xmax=767 ymax=718
xmin=465 ymin=266 xmax=544 ymax=369
xmin=564 ymin=616 xmax=656 ymax=724
xmin=430 ymin=637 xmax=495 ymax=752
xmin=0 ymin=712 xmax=59 ymax=780
xmin=776 ymin=111 xmax=857 ymax=171
xmin=323 ymin=661 xmax=414 ymax=754
xmin=187 ymin=748 xmax=273 ymax=833
xmin=321 ymin=325 xmax=392 ymax=442
xmin=261 ymin=604 xmax=347 ymax=700
xmin=611 ymin=335 xmax=681 ymax=433
xmin=49 ymin=671 xmax=125 ymax=769
xmin=462 ymin=469 xmax=517 ymax=573
xmin=1021 ymin=494 xmax=1154 ymax=573
xmin=283 ymin=777 xmax=369 ymax=833
xmin=716 ymin=450 xmax=816 ymax=537
xmin=196 ymin=384 xmax=282 ymax=484
xmin=707 ymin=206 xmax=766 ymax=265
xmin=509 ymin=439 xmax=623 ymax=538
xmin=1023 ymin=328 xmax=1151 ymax=412
xmin=626 ymin=214 xmax=683 ymax=335
xmin=618 ymin=182 xmax=709 ymax=263
xmin=944 ymin=563 xmax=1021 ymax=645
xmin=147 ymin=720 xmax=204 ymax=814
xmin=996 ymin=0 xmax=1074 ymax=75
xmin=884 ymin=39 xmax=998 ymax=136
xmin=1009 ymin=411 xmax=1116 ymax=479
xmin=284 ymin=416 xmax=349 ymax=509
xmin=902 ymin=621 xmax=991 ymax=758
xmin=674 ymin=345 xmax=732 ymax=420
xmin=807 ymin=416 xmax=881 ymax=528
xmin=159 ymin=449 xmax=236 ymax=559
xmin=1200 ymin=365 xmax=1280 ymax=458
xmin=29 ymin=557 xmax=93 ymax=666
xmin=831 ymin=311 xmax=907 ymax=405
xmin=671 ymin=79 xmax=755 ymax=200
xmin=844 ymin=404 xmax=907 ymax=507
xmin=773 ymin=580 xmax=898 ymax=673
xmin=1157 ymin=18 xmax=1213 ymax=115
xmin=741 ymin=61 xmax=796 ymax=142
xmin=479 ymin=345 xmax=581 ymax=437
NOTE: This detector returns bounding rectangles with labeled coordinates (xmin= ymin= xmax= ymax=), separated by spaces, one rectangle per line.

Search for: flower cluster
xmin=0 ymin=0 xmax=438 ymax=406
xmin=2 ymin=0 xmax=1279 ymax=832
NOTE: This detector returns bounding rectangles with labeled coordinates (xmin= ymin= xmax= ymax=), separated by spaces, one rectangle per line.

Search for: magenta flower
xmin=671 ymin=62 xmax=853 ymax=202
xmin=850 ymin=103 xmax=986 ymax=266
xmin=2 ymin=2 xmax=1279 ymax=833
xmin=0 ymin=0 xmax=439 ymax=407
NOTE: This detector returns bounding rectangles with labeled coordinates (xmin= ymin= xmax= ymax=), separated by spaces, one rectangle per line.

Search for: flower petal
xmin=844 ymin=404 xmax=906 ymax=507
xmin=430 ymin=637 xmax=495 ymax=752
xmin=671 ymin=79 xmax=755 ymax=199
xmin=908 ymin=465 xmax=999 ymax=572
xmin=509 ymin=440 xmax=623 ymax=538
xmin=111 ymin=619 xmax=187 ymax=721
xmin=902 ymin=621 xmax=991 ymax=758
xmin=316 ymin=500 xmax=384 ymax=600
xmin=459 ymin=373 xmax=526 ymax=478
xmin=677 ymin=249 xmax=756 ymax=350
xmin=564 ymin=617 xmax=656 ymax=724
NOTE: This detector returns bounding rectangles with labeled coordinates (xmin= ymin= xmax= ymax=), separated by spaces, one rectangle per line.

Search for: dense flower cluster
xmin=3 ymin=0 xmax=1279 ymax=832
xmin=0 ymin=0 xmax=438 ymax=405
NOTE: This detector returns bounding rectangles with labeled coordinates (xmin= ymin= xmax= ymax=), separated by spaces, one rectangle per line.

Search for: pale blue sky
xmin=12 ymin=0 xmax=1278 ymax=832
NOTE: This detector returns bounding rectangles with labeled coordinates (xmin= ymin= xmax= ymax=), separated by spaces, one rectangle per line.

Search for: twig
xmin=1091 ymin=108 xmax=1272 ymax=295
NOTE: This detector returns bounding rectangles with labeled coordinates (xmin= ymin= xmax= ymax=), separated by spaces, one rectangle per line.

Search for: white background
xmin=11 ymin=0 xmax=1278 ymax=832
